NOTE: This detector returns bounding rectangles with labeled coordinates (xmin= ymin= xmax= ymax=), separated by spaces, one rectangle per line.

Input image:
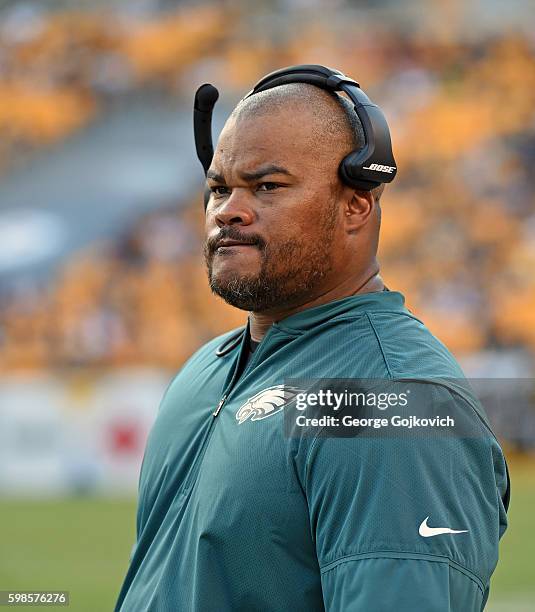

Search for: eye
xmin=210 ymin=185 xmax=230 ymax=196
xmin=257 ymin=182 xmax=279 ymax=192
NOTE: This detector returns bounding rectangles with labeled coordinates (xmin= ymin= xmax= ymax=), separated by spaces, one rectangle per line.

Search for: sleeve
xmin=302 ymin=383 xmax=509 ymax=612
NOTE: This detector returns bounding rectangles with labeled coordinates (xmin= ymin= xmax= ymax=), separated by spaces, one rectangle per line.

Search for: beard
xmin=203 ymin=206 xmax=338 ymax=312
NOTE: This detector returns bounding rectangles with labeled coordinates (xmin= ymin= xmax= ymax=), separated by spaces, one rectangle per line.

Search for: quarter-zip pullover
xmin=115 ymin=290 xmax=509 ymax=611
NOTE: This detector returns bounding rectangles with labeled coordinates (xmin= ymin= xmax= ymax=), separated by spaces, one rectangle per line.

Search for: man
xmin=115 ymin=71 xmax=509 ymax=611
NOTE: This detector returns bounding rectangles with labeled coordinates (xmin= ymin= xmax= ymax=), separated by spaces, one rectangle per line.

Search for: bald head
xmin=232 ymin=82 xmax=363 ymax=157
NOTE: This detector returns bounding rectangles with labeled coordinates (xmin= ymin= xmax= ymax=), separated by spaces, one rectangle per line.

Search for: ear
xmin=343 ymin=189 xmax=375 ymax=234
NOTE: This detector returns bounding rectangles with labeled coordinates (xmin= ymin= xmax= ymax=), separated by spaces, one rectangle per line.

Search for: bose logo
xmin=363 ymin=163 xmax=396 ymax=173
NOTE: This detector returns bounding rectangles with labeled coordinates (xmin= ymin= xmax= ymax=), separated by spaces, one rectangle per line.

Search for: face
xmin=203 ymin=105 xmax=348 ymax=313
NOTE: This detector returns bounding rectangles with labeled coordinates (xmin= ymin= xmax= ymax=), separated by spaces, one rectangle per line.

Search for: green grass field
xmin=485 ymin=457 xmax=535 ymax=611
xmin=0 ymin=496 xmax=136 ymax=611
xmin=0 ymin=456 xmax=533 ymax=611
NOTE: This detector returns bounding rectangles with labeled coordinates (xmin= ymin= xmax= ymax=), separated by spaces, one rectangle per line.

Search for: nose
xmin=213 ymin=189 xmax=255 ymax=228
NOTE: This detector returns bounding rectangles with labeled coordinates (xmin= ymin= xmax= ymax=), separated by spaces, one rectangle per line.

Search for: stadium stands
xmin=0 ymin=5 xmax=534 ymax=369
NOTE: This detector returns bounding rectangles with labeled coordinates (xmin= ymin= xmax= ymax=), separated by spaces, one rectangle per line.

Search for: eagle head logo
xmin=235 ymin=385 xmax=302 ymax=424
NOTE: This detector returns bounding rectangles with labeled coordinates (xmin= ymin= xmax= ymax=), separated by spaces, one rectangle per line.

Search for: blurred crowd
xmin=0 ymin=3 xmax=534 ymax=370
xmin=0 ymin=3 xmax=226 ymax=169
xmin=0 ymin=204 xmax=247 ymax=369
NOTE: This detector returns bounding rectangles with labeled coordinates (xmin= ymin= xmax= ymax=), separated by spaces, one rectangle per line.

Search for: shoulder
xmin=361 ymin=297 xmax=466 ymax=379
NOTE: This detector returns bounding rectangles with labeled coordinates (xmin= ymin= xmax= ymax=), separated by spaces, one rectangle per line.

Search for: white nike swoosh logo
xmin=419 ymin=516 xmax=468 ymax=537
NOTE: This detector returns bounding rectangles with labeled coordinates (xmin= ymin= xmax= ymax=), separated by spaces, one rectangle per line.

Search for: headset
xmin=194 ymin=63 xmax=397 ymax=209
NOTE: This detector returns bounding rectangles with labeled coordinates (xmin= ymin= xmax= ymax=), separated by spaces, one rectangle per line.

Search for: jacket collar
xmin=216 ymin=290 xmax=409 ymax=358
xmin=271 ymin=290 xmax=408 ymax=334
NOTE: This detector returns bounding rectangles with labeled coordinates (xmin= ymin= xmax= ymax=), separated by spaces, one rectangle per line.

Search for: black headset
xmin=193 ymin=64 xmax=397 ymax=209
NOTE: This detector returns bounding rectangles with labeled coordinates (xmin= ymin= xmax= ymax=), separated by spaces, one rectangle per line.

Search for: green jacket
xmin=116 ymin=290 xmax=509 ymax=611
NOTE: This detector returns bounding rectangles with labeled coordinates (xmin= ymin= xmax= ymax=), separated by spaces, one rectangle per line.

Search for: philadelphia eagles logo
xmin=235 ymin=385 xmax=302 ymax=424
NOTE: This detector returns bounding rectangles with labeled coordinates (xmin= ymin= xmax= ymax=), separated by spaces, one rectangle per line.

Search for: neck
xmin=248 ymin=263 xmax=384 ymax=342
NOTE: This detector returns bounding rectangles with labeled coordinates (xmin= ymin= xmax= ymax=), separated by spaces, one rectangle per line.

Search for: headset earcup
xmin=339 ymin=152 xmax=380 ymax=192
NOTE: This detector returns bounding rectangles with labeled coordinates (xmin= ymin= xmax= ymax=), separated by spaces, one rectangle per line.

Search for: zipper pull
xmin=213 ymin=394 xmax=227 ymax=417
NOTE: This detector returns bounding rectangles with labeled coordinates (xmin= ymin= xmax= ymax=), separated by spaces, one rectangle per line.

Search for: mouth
xmin=215 ymin=239 xmax=258 ymax=252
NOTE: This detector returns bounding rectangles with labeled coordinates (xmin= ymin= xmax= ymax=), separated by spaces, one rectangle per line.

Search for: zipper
xmin=179 ymin=326 xmax=275 ymax=496
xmin=212 ymin=324 xmax=274 ymax=418
xmin=213 ymin=394 xmax=227 ymax=417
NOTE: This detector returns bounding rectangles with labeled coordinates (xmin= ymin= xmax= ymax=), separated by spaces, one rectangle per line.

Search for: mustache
xmin=205 ymin=227 xmax=266 ymax=256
